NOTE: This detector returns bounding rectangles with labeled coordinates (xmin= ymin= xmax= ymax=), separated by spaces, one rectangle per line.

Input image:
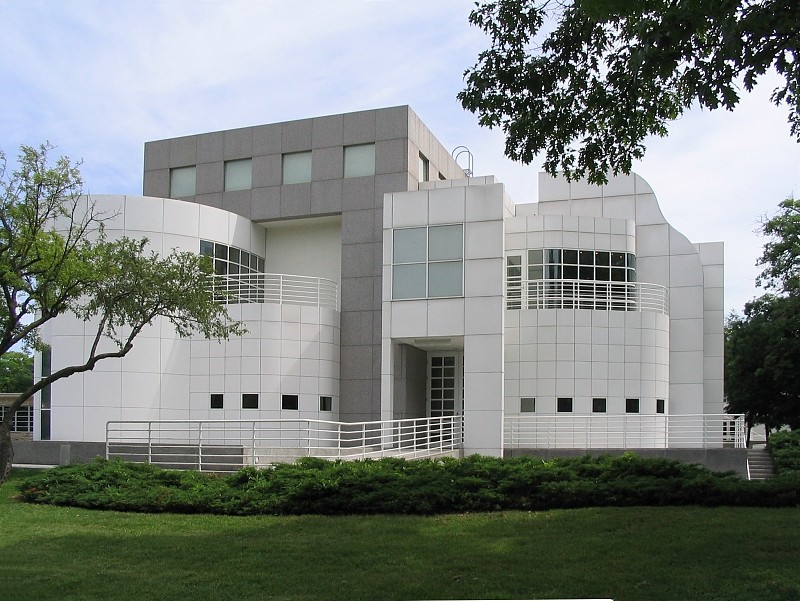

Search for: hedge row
xmin=16 ymin=453 xmax=800 ymax=515
xmin=769 ymin=430 xmax=800 ymax=474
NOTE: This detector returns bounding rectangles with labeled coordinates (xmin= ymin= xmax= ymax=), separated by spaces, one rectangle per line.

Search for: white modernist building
xmin=33 ymin=107 xmax=730 ymax=462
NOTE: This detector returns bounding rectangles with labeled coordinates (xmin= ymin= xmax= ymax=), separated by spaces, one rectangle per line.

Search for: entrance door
xmin=427 ymin=352 xmax=464 ymax=417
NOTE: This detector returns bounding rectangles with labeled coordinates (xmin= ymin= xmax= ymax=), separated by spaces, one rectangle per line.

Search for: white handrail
xmin=507 ymin=278 xmax=669 ymax=314
xmin=106 ymin=415 xmax=464 ymax=470
xmin=503 ymin=413 xmax=746 ymax=449
xmin=209 ymin=272 xmax=339 ymax=310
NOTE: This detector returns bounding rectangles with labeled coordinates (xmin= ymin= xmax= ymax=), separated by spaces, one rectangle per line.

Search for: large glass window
xmin=344 ymin=144 xmax=375 ymax=178
xmin=224 ymin=159 xmax=252 ymax=191
xmin=392 ymin=225 xmax=463 ymax=299
xmin=282 ymin=151 xmax=312 ymax=184
xmin=170 ymin=166 xmax=196 ymax=197
xmin=200 ymin=241 xmax=265 ymax=303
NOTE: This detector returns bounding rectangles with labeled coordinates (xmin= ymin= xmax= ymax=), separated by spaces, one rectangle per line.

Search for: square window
xmin=418 ymin=152 xmax=429 ymax=182
xmin=392 ymin=263 xmax=427 ymax=299
xmin=520 ymin=397 xmax=536 ymax=412
xmin=563 ymin=249 xmax=578 ymax=264
xmin=428 ymin=261 xmax=463 ymax=297
xmin=282 ymin=151 xmax=312 ymax=184
xmin=557 ymin=397 xmax=573 ymax=413
xmin=592 ymin=397 xmax=607 ymax=413
xmin=393 ymin=228 xmax=427 ymax=263
xmin=170 ymin=166 xmax=196 ymax=197
xmin=224 ymin=158 xmax=252 ymax=191
xmin=344 ymin=144 xmax=375 ymax=178
xmin=656 ymin=398 xmax=665 ymax=414
xmin=210 ymin=393 xmax=224 ymax=409
xmin=242 ymin=393 xmax=259 ymax=409
xmin=320 ymin=396 xmax=333 ymax=412
xmin=626 ymin=398 xmax=640 ymax=413
xmin=528 ymin=249 xmax=543 ymax=265
xmin=428 ymin=224 xmax=463 ymax=261
xmin=282 ymin=394 xmax=299 ymax=410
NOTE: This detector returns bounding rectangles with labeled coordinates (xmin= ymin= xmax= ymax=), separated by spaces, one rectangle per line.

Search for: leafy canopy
xmin=0 ymin=352 xmax=32 ymax=394
xmin=459 ymin=0 xmax=800 ymax=184
xmin=0 ymin=143 xmax=244 ymax=481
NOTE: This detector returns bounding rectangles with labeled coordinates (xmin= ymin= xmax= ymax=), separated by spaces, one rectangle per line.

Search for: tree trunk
xmin=0 ymin=422 xmax=13 ymax=485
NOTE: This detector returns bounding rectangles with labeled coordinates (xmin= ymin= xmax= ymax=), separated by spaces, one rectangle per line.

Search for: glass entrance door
xmin=427 ymin=352 xmax=464 ymax=417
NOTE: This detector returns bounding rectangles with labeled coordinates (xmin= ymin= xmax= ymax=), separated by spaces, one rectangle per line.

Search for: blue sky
xmin=2 ymin=0 xmax=798 ymax=314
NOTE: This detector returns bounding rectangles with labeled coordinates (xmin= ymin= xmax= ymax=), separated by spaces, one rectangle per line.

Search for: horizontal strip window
xmin=0 ymin=405 xmax=34 ymax=432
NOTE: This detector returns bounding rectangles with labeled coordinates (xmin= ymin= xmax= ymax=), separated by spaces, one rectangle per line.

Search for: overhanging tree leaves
xmin=0 ymin=144 xmax=245 ymax=482
xmin=725 ymin=198 xmax=800 ymax=436
xmin=0 ymin=352 xmax=33 ymax=393
xmin=459 ymin=0 xmax=800 ymax=184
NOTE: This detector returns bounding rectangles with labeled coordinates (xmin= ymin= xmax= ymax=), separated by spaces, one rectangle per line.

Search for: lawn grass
xmin=2 ymin=469 xmax=799 ymax=601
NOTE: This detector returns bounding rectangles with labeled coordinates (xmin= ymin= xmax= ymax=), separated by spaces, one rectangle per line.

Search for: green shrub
xmin=15 ymin=453 xmax=800 ymax=516
xmin=769 ymin=430 xmax=800 ymax=474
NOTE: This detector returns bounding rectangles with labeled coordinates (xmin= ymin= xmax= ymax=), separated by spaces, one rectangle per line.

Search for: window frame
xmin=391 ymin=224 xmax=464 ymax=300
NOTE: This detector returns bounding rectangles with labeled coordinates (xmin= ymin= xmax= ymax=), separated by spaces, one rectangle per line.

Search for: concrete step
xmin=747 ymin=448 xmax=775 ymax=480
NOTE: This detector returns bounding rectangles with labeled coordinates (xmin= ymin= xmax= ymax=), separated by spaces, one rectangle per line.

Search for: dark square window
xmin=320 ymin=396 xmax=332 ymax=412
xmin=592 ymin=397 xmax=607 ymax=413
xmin=282 ymin=394 xmax=299 ymax=410
xmin=656 ymin=399 xmax=665 ymax=414
xmin=557 ymin=397 xmax=573 ymax=413
xmin=521 ymin=397 xmax=535 ymax=412
xmin=210 ymin=393 xmax=223 ymax=409
xmin=242 ymin=393 xmax=258 ymax=409
xmin=563 ymin=249 xmax=578 ymax=264
xmin=626 ymin=398 xmax=640 ymax=413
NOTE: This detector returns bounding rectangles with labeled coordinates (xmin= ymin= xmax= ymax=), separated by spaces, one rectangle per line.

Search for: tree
xmin=725 ymin=198 xmax=800 ymax=437
xmin=0 ymin=351 xmax=33 ymax=393
xmin=725 ymin=296 xmax=800 ymax=440
xmin=0 ymin=144 xmax=244 ymax=482
xmin=459 ymin=0 xmax=800 ymax=184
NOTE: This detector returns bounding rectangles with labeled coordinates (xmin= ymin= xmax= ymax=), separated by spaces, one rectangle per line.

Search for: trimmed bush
xmin=15 ymin=453 xmax=800 ymax=516
xmin=769 ymin=430 xmax=800 ymax=474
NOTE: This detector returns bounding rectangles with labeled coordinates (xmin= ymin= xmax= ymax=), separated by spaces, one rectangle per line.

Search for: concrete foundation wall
xmin=14 ymin=441 xmax=106 ymax=466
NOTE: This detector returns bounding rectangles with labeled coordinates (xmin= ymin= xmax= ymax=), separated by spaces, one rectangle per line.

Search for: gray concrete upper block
xmin=341 ymin=242 xmax=375 ymax=278
xmin=340 ymin=310 xmax=374 ymax=345
xmin=195 ymin=192 xmax=223 ymax=209
xmin=340 ymin=344 xmax=373 ymax=380
xmin=224 ymin=127 xmax=254 ymax=159
xmin=312 ymin=114 xmax=344 ymax=148
xmin=342 ymin=176 xmax=376 ymax=211
xmin=144 ymin=140 xmax=170 ymax=171
xmin=197 ymin=132 xmax=224 ymax=164
xmin=253 ymin=123 xmax=282 ymax=155
xmin=343 ymin=110 xmax=377 ymax=145
xmin=376 ymin=138 xmax=408 ymax=176
xmin=196 ymin=161 xmax=224 ymax=195
xmin=169 ymin=135 xmax=197 ymax=166
xmin=339 ymin=378 xmax=375 ymax=413
xmin=312 ymin=146 xmax=344 ymax=181
xmin=372 ymin=309 xmax=383 ymax=344
xmin=282 ymin=118 xmax=313 ymax=153
xmin=280 ymin=183 xmax=312 ymax=217
xmin=342 ymin=209 xmax=378 ymax=244
xmin=341 ymin=276 xmax=376 ymax=311
xmin=375 ymin=172 xmax=412 ymax=198
xmin=222 ymin=189 xmax=253 ymax=219
xmin=311 ymin=179 xmax=343 ymax=214
xmin=375 ymin=106 xmax=410 ymax=141
xmin=143 ymin=168 xmax=169 ymax=197
xmin=252 ymin=154 xmax=282 ymax=188
xmin=251 ymin=187 xmax=282 ymax=221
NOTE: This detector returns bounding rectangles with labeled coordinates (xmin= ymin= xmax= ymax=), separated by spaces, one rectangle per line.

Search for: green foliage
xmin=757 ymin=197 xmax=800 ymax=294
xmin=726 ymin=198 xmax=800 ymax=432
xmin=769 ymin=430 xmax=800 ymax=474
xmin=16 ymin=454 xmax=800 ymax=516
xmin=0 ymin=143 xmax=244 ymax=481
xmin=0 ymin=351 xmax=32 ymax=393
xmin=459 ymin=1 xmax=800 ymax=184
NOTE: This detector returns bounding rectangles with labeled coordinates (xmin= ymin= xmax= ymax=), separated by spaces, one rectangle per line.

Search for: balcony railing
xmin=106 ymin=416 xmax=463 ymax=471
xmin=504 ymin=414 xmax=746 ymax=449
xmin=210 ymin=272 xmax=339 ymax=310
xmin=507 ymin=278 xmax=668 ymax=314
